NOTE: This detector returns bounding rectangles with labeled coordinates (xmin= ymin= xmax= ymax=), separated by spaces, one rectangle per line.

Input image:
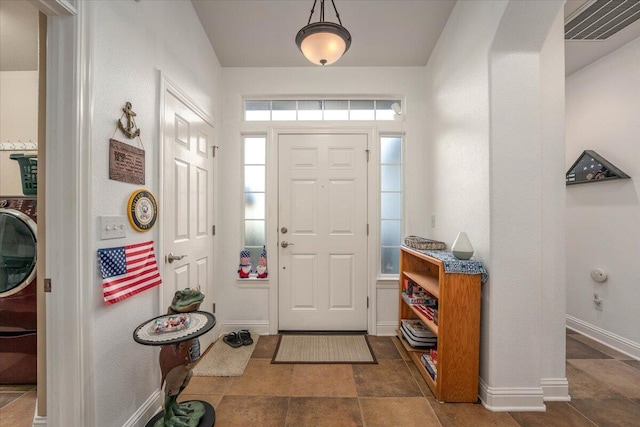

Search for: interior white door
xmin=278 ymin=133 xmax=368 ymax=331
xmin=163 ymin=89 xmax=215 ymax=349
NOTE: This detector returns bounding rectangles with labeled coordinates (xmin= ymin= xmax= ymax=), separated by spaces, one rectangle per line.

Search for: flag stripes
xmin=98 ymin=240 xmax=162 ymax=305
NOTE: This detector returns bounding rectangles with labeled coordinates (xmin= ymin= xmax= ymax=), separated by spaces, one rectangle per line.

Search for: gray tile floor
xmin=2 ymin=330 xmax=639 ymax=426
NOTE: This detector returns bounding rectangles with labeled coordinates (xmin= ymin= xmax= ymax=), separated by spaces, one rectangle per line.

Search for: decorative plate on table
xmin=133 ymin=311 xmax=215 ymax=345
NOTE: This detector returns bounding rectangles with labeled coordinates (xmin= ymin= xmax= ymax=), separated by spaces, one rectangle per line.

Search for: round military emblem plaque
xmin=127 ymin=189 xmax=158 ymax=232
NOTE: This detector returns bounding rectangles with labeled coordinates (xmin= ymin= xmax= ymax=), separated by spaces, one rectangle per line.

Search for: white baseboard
xmin=479 ymin=378 xmax=546 ymax=412
xmin=122 ymin=389 xmax=162 ymax=427
xmin=31 ymin=415 xmax=47 ymax=427
xmin=375 ymin=321 xmax=398 ymax=336
xmin=31 ymin=401 xmax=46 ymax=427
xmin=566 ymin=315 xmax=640 ymax=360
xmin=541 ymin=377 xmax=570 ymax=401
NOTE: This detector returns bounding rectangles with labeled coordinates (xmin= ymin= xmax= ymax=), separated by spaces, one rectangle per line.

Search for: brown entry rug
xmin=272 ymin=334 xmax=377 ymax=364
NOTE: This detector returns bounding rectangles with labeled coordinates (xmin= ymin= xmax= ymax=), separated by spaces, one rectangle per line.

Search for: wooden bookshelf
xmin=398 ymin=246 xmax=482 ymax=403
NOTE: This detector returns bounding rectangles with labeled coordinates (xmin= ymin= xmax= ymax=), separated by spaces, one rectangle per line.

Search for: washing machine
xmin=0 ymin=196 xmax=37 ymax=384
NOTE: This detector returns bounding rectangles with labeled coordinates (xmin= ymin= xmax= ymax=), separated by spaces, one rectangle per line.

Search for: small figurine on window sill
xmin=256 ymin=246 xmax=268 ymax=279
xmin=238 ymin=249 xmax=252 ymax=279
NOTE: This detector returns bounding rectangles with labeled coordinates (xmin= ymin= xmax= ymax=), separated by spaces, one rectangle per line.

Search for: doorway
xmin=277 ymin=132 xmax=369 ymax=331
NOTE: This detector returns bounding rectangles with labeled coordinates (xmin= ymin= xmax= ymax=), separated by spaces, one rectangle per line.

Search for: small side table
xmin=133 ymin=311 xmax=216 ymax=427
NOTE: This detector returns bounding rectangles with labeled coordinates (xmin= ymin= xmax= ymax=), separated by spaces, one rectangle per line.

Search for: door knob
xmin=166 ymin=252 xmax=187 ymax=263
xmin=280 ymin=241 xmax=295 ymax=248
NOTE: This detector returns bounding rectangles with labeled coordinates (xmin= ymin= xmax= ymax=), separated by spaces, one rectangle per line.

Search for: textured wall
xmin=0 ymin=71 xmax=38 ymax=195
xmin=89 ymin=1 xmax=221 ymax=425
xmin=566 ymin=38 xmax=640 ymax=348
xmin=424 ymin=0 xmax=566 ymax=408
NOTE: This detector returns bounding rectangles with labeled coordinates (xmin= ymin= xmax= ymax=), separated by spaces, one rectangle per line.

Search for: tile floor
xmin=2 ymin=330 xmax=639 ymax=426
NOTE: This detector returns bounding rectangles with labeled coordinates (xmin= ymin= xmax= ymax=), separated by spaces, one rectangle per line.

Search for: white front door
xmin=162 ymin=87 xmax=215 ymax=349
xmin=278 ymin=133 xmax=368 ymax=331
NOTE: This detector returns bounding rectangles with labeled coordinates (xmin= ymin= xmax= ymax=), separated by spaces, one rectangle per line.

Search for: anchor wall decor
xmin=117 ymin=101 xmax=141 ymax=139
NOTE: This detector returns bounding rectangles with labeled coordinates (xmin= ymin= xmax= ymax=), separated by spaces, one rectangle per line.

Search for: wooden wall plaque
xmin=109 ymin=138 xmax=145 ymax=185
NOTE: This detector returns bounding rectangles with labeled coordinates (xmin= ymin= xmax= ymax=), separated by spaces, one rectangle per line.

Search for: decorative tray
xmin=133 ymin=311 xmax=215 ymax=345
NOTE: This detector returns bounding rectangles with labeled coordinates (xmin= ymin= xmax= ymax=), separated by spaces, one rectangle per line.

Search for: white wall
xmin=566 ymin=38 xmax=640 ymax=356
xmin=0 ymin=71 xmax=38 ymax=195
xmin=218 ymin=67 xmax=428 ymax=334
xmin=88 ymin=1 xmax=221 ymax=425
xmin=424 ymin=0 xmax=566 ymax=410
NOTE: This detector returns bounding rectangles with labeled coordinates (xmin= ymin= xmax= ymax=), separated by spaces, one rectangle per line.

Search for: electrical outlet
xmin=100 ymin=215 xmax=127 ymax=240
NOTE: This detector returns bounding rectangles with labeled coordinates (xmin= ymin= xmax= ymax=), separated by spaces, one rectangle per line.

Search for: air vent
xmin=565 ymin=0 xmax=640 ymax=40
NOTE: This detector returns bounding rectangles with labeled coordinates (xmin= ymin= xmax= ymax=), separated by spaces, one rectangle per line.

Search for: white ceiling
xmin=2 ymin=1 xmax=639 ymax=75
xmin=191 ymin=0 xmax=457 ymax=67
xmin=192 ymin=0 xmax=640 ymax=75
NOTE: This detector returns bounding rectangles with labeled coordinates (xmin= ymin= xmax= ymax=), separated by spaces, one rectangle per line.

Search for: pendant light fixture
xmin=295 ymin=0 xmax=352 ymax=66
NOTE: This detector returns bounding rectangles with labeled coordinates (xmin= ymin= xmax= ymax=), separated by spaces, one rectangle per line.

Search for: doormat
xmin=192 ymin=335 xmax=259 ymax=377
xmin=271 ymin=335 xmax=377 ymax=364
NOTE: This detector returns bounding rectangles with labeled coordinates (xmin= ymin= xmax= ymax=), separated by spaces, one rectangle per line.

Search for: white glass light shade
xmin=296 ymin=22 xmax=351 ymax=66
xmin=300 ymin=32 xmax=346 ymax=65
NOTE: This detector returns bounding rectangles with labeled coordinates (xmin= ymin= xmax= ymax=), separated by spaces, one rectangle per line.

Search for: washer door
xmin=0 ymin=209 xmax=37 ymax=297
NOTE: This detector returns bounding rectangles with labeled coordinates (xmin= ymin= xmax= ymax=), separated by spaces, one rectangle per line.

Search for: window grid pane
xmin=380 ymin=136 xmax=403 ymax=276
xmin=243 ymin=99 xmax=401 ymax=121
xmin=243 ymin=136 xmax=267 ymax=258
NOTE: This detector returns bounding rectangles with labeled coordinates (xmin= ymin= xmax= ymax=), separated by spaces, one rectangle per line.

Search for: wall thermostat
xmin=590 ymin=268 xmax=608 ymax=283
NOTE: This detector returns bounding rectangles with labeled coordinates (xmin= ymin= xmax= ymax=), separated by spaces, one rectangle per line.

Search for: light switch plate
xmin=100 ymin=215 xmax=127 ymax=240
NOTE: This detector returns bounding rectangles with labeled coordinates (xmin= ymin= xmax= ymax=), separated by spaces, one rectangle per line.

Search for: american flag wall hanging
xmin=98 ymin=240 xmax=162 ymax=305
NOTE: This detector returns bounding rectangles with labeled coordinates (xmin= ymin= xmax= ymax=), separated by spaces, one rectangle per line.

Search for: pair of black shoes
xmin=223 ymin=329 xmax=253 ymax=348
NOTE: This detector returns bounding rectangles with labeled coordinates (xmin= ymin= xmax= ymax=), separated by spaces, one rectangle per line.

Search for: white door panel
xmin=279 ymin=133 xmax=368 ymax=331
xmin=163 ymin=90 xmax=215 ymax=350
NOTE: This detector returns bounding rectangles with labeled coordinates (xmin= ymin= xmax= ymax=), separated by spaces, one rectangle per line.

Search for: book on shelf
xmin=402 ymin=292 xmax=436 ymax=305
xmin=429 ymin=348 xmax=438 ymax=365
xmin=401 ymin=319 xmax=435 ymax=338
xmin=400 ymin=323 xmax=437 ymax=348
xmin=400 ymin=323 xmax=436 ymax=343
xmin=404 ymin=279 xmax=423 ymax=294
xmin=413 ymin=304 xmax=439 ymax=325
xmin=420 ymin=353 xmax=437 ymax=380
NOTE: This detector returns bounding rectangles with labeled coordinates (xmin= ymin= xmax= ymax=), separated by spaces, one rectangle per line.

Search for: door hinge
xmin=212 ymin=145 xmax=219 ymax=157
xmin=367 ymin=296 xmax=369 ymax=309
xmin=365 ymin=149 xmax=370 ymax=162
xmin=212 ymin=303 xmax=216 ymax=313
xmin=44 ymin=278 xmax=51 ymax=293
xmin=212 ymin=225 xmax=216 ymax=235
xmin=367 ymin=224 xmax=369 ymax=235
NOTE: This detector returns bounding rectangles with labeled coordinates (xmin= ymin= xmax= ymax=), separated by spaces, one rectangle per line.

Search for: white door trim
xmin=268 ymin=127 xmax=376 ymax=334
xmin=45 ymin=1 xmax=95 ymax=425
xmin=157 ymin=73 xmax=215 ymax=313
